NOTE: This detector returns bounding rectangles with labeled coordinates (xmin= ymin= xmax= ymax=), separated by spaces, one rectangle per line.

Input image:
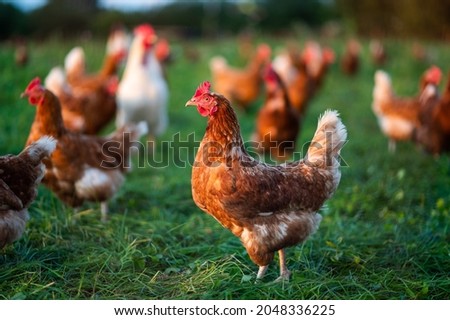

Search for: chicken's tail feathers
xmin=372 ymin=70 xmax=392 ymax=113
xmin=305 ymin=109 xmax=347 ymax=175
xmin=133 ymin=121 xmax=149 ymax=140
xmin=112 ymin=121 xmax=148 ymax=141
xmin=420 ymin=83 xmax=439 ymax=104
xmin=64 ymin=46 xmax=85 ymax=74
xmin=45 ymin=66 xmax=66 ymax=94
xmin=21 ymin=136 xmax=57 ymax=164
xmin=209 ymin=56 xmax=228 ymax=72
xmin=123 ymin=121 xmax=148 ymax=140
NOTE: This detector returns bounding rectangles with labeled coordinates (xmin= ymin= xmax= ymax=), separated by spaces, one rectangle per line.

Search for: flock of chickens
xmin=1 ymin=24 xmax=448 ymax=281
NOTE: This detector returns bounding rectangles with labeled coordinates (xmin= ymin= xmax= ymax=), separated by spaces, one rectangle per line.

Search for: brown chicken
xmin=21 ymin=78 xmax=147 ymax=222
xmin=59 ymin=28 xmax=127 ymax=135
xmin=186 ymin=81 xmax=347 ymax=281
xmin=287 ymin=50 xmax=314 ymax=115
xmin=209 ymin=43 xmax=271 ymax=111
xmin=301 ymin=41 xmax=334 ymax=93
xmin=272 ymin=46 xmax=313 ymax=116
xmin=65 ymin=47 xmax=125 ymax=94
xmin=415 ymin=72 xmax=450 ymax=154
xmin=370 ymin=40 xmax=387 ymax=66
xmin=0 ymin=136 xmax=56 ymax=248
xmin=64 ymin=26 xmax=128 ymax=95
xmin=310 ymin=46 xmax=335 ymax=95
xmin=45 ymin=67 xmax=117 ymax=135
xmin=341 ymin=39 xmax=361 ymax=76
xmin=372 ymin=66 xmax=442 ymax=152
xmin=14 ymin=38 xmax=28 ymax=67
xmin=252 ymin=65 xmax=300 ymax=161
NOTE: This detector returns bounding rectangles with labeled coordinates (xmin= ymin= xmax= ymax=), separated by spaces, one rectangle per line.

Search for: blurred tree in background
xmin=336 ymin=0 xmax=450 ymax=39
xmin=0 ymin=3 xmax=29 ymax=40
xmin=28 ymin=0 xmax=98 ymax=37
xmin=0 ymin=0 xmax=449 ymax=40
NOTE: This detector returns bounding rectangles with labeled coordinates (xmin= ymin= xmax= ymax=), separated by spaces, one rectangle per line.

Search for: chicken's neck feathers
xmin=33 ymin=91 xmax=66 ymax=138
xmin=122 ymin=39 xmax=163 ymax=81
xmin=122 ymin=38 xmax=147 ymax=79
xmin=100 ymin=53 xmax=119 ymax=77
xmin=266 ymin=83 xmax=291 ymax=112
xmin=204 ymin=98 xmax=246 ymax=158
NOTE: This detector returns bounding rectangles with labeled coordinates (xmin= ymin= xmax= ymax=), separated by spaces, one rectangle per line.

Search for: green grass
xmin=0 ymin=35 xmax=449 ymax=300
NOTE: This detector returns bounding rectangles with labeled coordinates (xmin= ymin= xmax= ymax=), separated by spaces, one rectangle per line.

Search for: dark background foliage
xmin=1 ymin=0 xmax=449 ymax=40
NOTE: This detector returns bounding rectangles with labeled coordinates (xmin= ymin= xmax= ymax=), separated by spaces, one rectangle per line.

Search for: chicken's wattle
xmin=197 ymin=106 xmax=210 ymax=117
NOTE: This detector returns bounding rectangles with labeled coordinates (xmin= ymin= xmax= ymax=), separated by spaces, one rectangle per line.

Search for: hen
xmin=0 ymin=136 xmax=56 ymax=248
xmin=309 ymin=46 xmax=335 ymax=96
xmin=64 ymin=27 xmax=129 ymax=93
xmin=252 ymin=65 xmax=300 ymax=161
xmin=14 ymin=38 xmax=29 ymax=67
xmin=415 ymin=72 xmax=450 ymax=154
xmin=341 ymin=39 xmax=361 ymax=76
xmin=272 ymin=45 xmax=313 ymax=115
xmin=370 ymin=39 xmax=387 ymax=66
xmin=22 ymin=78 xmax=147 ymax=222
xmin=372 ymin=66 xmax=442 ymax=152
xmin=116 ymin=24 xmax=169 ymax=143
xmin=45 ymin=66 xmax=117 ymax=135
xmin=186 ymin=81 xmax=347 ymax=281
xmin=302 ymin=41 xmax=335 ymax=93
xmin=209 ymin=43 xmax=271 ymax=111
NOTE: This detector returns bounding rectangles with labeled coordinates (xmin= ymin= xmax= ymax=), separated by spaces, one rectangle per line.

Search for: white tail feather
xmin=106 ymin=28 xmax=130 ymax=55
xmin=305 ymin=110 xmax=347 ymax=172
xmin=372 ymin=70 xmax=393 ymax=114
xmin=209 ymin=56 xmax=228 ymax=72
xmin=134 ymin=121 xmax=149 ymax=138
xmin=64 ymin=46 xmax=85 ymax=75
xmin=420 ymin=83 xmax=438 ymax=103
xmin=22 ymin=136 xmax=57 ymax=162
xmin=45 ymin=67 xmax=67 ymax=94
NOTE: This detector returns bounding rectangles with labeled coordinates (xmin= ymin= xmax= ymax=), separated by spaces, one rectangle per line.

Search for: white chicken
xmin=116 ymin=24 xmax=169 ymax=144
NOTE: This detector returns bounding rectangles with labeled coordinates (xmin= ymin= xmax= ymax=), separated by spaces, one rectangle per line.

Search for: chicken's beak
xmin=20 ymin=92 xmax=28 ymax=99
xmin=185 ymin=99 xmax=197 ymax=107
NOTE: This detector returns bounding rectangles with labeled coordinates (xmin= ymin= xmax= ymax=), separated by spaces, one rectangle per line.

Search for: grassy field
xmin=0 ymin=34 xmax=449 ymax=300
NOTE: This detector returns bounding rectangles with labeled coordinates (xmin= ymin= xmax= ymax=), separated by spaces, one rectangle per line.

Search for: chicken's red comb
xmin=323 ymin=48 xmax=335 ymax=63
xmin=194 ymin=81 xmax=211 ymax=98
xmin=25 ymin=77 xmax=42 ymax=93
xmin=134 ymin=24 xmax=155 ymax=36
xmin=425 ymin=65 xmax=442 ymax=85
xmin=257 ymin=43 xmax=271 ymax=60
xmin=155 ymin=38 xmax=170 ymax=61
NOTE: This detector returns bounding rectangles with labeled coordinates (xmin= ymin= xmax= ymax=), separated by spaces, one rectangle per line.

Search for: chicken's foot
xmin=275 ymin=249 xmax=291 ymax=282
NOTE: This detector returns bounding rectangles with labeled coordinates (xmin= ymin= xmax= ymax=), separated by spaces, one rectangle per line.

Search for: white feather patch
xmin=258 ymin=211 xmax=273 ymax=216
xmin=64 ymin=47 xmax=85 ymax=74
xmin=26 ymin=136 xmax=57 ymax=161
xmin=75 ymin=167 xmax=124 ymax=199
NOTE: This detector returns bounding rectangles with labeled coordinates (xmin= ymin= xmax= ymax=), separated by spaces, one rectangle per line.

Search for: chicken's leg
xmin=276 ymin=249 xmax=291 ymax=282
xmin=388 ymin=139 xmax=396 ymax=153
xmin=256 ymin=265 xmax=269 ymax=280
xmin=100 ymin=201 xmax=109 ymax=222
